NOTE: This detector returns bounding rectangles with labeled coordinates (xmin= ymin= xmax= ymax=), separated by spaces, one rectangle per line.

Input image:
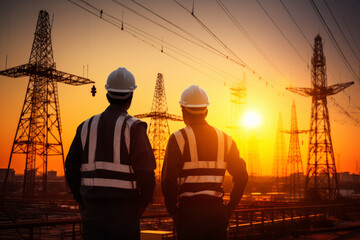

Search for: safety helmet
xmin=105 ymin=67 xmax=137 ymax=93
xmin=179 ymin=85 xmax=210 ymax=107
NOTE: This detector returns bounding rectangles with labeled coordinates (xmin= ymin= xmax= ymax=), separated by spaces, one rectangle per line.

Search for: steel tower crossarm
xmin=286 ymin=87 xmax=313 ymax=97
xmin=287 ymin=81 xmax=354 ymax=97
xmin=325 ymin=82 xmax=354 ymax=95
xmin=0 ymin=63 xmax=94 ymax=85
xmin=134 ymin=112 xmax=182 ymax=121
xmin=282 ymin=130 xmax=309 ymax=134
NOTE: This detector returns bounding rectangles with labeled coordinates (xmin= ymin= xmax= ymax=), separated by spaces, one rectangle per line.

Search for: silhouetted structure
xmin=287 ymin=35 xmax=354 ymax=200
xmin=273 ymin=112 xmax=286 ymax=192
xmin=229 ymin=73 xmax=247 ymax=154
xmin=134 ymin=73 xmax=182 ymax=177
xmin=283 ymin=100 xmax=307 ymax=199
xmin=0 ymin=10 xmax=95 ymax=199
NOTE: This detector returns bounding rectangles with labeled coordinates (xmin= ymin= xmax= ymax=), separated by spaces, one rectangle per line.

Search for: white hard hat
xmin=179 ymin=85 xmax=210 ymax=107
xmin=105 ymin=67 xmax=137 ymax=93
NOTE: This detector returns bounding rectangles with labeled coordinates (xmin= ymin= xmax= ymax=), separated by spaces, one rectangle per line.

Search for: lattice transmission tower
xmin=229 ymin=73 xmax=246 ymax=155
xmin=273 ymin=112 xmax=286 ymax=192
xmin=287 ymin=35 xmax=354 ymax=200
xmin=283 ymin=100 xmax=307 ymax=199
xmin=0 ymin=10 xmax=95 ymax=199
xmin=135 ymin=73 xmax=182 ymax=177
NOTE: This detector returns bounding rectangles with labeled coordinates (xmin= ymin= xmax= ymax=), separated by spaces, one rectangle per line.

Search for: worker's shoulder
xmin=212 ymin=126 xmax=233 ymax=139
xmin=167 ymin=128 xmax=185 ymax=143
xmin=171 ymin=127 xmax=186 ymax=137
xmin=126 ymin=115 xmax=147 ymax=128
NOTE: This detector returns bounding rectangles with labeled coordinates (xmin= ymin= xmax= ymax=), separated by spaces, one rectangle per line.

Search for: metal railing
xmin=229 ymin=204 xmax=345 ymax=239
xmin=0 ymin=203 xmax=358 ymax=239
xmin=0 ymin=217 xmax=82 ymax=240
xmin=0 ymin=215 xmax=173 ymax=240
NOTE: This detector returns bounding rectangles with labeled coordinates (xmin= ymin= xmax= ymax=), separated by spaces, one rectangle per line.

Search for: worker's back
xmin=65 ymin=67 xmax=156 ymax=240
xmin=79 ymin=106 xmax=140 ymax=202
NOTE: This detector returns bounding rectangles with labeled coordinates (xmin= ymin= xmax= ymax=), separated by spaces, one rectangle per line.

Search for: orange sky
xmin=0 ymin=0 xmax=359 ymax=176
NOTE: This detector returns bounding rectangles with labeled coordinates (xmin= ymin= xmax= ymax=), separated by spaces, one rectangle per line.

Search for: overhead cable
xmin=68 ymin=0 xmax=237 ymax=84
xmin=279 ymin=0 xmax=312 ymax=49
xmin=329 ymin=96 xmax=360 ymax=125
xmin=172 ymin=0 xmax=252 ymax=71
xmin=333 ymin=0 xmax=360 ymax=54
xmin=112 ymin=0 xmax=244 ymax=67
xmin=215 ymin=0 xmax=287 ymax=81
xmin=255 ymin=0 xmax=309 ymax=68
xmin=322 ymin=0 xmax=360 ymax=62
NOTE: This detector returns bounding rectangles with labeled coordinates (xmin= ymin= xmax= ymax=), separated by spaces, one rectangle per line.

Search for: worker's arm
xmin=226 ymin=139 xmax=248 ymax=214
xmin=130 ymin=121 xmax=156 ymax=215
xmin=65 ymin=123 xmax=84 ymax=206
xmin=161 ymin=134 xmax=183 ymax=221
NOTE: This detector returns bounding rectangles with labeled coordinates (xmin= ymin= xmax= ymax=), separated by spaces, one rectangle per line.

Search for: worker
xmin=161 ymin=85 xmax=248 ymax=240
xmin=65 ymin=67 xmax=156 ymax=240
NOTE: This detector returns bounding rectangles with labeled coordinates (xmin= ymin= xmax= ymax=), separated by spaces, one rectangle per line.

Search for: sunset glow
xmin=242 ymin=111 xmax=261 ymax=128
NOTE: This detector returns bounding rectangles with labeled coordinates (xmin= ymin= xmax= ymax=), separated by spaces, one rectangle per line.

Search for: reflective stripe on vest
xmin=80 ymin=114 xmax=139 ymax=189
xmin=174 ymin=126 xmax=233 ymax=198
xmin=179 ymin=175 xmax=224 ymax=184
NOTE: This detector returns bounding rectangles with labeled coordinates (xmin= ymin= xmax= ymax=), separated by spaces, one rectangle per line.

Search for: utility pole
xmin=287 ymin=35 xmax=354 ymax=200
xmin=0 ymin=10 xmax=95 ymax=199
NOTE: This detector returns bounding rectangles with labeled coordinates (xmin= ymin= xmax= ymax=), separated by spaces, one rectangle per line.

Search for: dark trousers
xmin=177 ymin=196 xmax=229 ymax=240
xmin=81 ymin=199 xmax=140 ymax=240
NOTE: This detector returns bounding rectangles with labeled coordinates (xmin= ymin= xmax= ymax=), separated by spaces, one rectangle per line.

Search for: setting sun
xmin=242 ymin=111 xmax=261 ymax=128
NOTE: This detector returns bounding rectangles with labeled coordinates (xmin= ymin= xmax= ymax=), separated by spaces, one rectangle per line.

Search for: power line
xmin=126 ymin=0 xmax=289 ymax=87
xmin=309 ymin=0 xmax=360 ymax=84
xmin=172 ymin=0 xmax=251 ymax=70
xmin=214 ymin=0 xmax=288 ymax=81
xmin=322 ymin=0 xmax=360 ymax=62
xmin=172 ymin=0 xmax=289 ymax=94
xmin=333 ymin=0 xmax=360 ymax=54
xmin=112 ymin=0 xmax=244 ymax=67
xmin=255 ymin=0 xmax=309 ymax=68
xmin=103 ymin=5 xmax=240 ymax=83
xmin=329 ymin=96 xmax=360 ymax=125
xmin=75 ymin=0 xmax=298 ymax=96
xmin=279 ymin=0 xmax=312 ymax=49
xmin=68 ymin=0 xmax=238 ymax=84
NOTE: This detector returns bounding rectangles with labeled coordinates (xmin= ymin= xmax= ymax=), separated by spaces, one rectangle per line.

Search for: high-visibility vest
xmin=80 ymin=113 xmax=139 ymax=190
xmin=174 ymin=125 xmax=233 ymax=198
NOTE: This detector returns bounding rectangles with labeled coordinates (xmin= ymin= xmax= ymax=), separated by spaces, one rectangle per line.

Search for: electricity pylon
xmin=135 ymin=73 xmax=182 ymax=177
xmin=283 ymin=100 xmax=307 ymax=199
xmin=273 ymin=112 xmax=286 ymax=192
xmin=229 ymin=73 xmax=246 ymax=155
xmin=287 ymin=35 xmax=354 ymax=200
xmin=0 ymin=10 xmax=95 ymax=199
